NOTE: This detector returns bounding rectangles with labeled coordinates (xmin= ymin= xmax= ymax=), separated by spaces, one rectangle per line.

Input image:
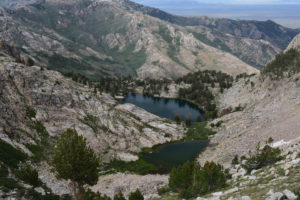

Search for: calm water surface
xmin=118 ymin=93 xmax=204 ymax=121
xmin=118 ymin=93 xmax=208 ymax=170
xmin=142 ymin=140 xmax=209 ymax=171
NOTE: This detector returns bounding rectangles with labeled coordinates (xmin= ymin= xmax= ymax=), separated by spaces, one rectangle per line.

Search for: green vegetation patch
xmin=0 ymin=139 xmax=27 ymax=168
xmin=32 ymin=121 xmax=48 ymax=138
xmin=80 ymin=115 xmax=99 ymax=133
xmin=263 ymin=48 xmax=300 ymax=79
xmin=26 ymin=106 xmax=36 ymax=119
xmin=242 ymin=142 xmax=283 ymax=173
xmin=176 ymin=70 xmax=233 ymax=119
xmin=16 ymin=164 xmax=42 ymax=187
xmin=185 ymin=122 xmax=215 ymax=141
xmin=105 ymin=159 xmax=158 ymax=175
xmin=26 ymin=144 xmax=45 ymax=162
xmin=169 ymin=161 xmax=230 ymax=199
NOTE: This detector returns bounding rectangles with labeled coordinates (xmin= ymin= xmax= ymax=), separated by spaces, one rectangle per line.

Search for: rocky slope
xmin=0 ymin=49 xmax=185 ymax=198
xmin=197 ymin=35 xmax=300 ymax=168
xmin=198 ymin=70 xmax=300 ymax=167
xmin=114 ymin=0 xmax=299 ymax=69
xmin=286 ymin=33 xmax=300 ymax=51
xmin=0 ymin=0 xmax=270 ymax=79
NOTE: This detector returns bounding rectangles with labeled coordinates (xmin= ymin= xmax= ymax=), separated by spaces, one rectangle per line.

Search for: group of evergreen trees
xmin=176 ymin=70 xmax=234 ymax=119
xmin=83 ymin=189 xmax=144 ymax=200
xmin=63 ymin=71 xmax=92 ymax=86
xmin=240 ymin=139 xmax=283 ymax=173
xmin=169 ymin=161 xmax=230 ymax=199
xmin=263 ymin=48 xmax=300 ymax=79
xmin=96 ymin=77 xmax=134 ymax=96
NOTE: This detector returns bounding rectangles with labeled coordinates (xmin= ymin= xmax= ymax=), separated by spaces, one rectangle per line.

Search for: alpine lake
xmin=118 ymin=93 xmax=209 ymax=172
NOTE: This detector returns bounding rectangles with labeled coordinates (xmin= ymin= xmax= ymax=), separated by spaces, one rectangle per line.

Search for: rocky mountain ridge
xmin=0 ymin=0 xmax=296 ymax=79
xmin=109 ymin=0 xmax=299 ymax=69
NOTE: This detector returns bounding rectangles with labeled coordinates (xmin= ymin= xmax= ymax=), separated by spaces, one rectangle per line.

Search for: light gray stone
xmin=283 ymin=189 xmax=297 ymax=200
xmin=34 ymin=187 xmax=45 ymax=195
xmin=265 ymin=192 xmax=284 ymax=200
xmin=241 ymin=196 xmax=251 ymax=200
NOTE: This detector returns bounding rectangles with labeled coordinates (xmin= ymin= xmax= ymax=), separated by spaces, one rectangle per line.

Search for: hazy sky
xmin=132 ymin=0 xmax=300 ymax=28
xmin=135 ymin=0 xmax=300 ymax=4
xmin=191 ymin=0 xmax=300 ymax=4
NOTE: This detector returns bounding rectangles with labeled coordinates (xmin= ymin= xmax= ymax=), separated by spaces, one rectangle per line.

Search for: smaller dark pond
xmin=141 ymin=140 xmax=209 ymax=171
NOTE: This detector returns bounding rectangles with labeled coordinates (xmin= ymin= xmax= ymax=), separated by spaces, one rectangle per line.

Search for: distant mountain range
xmin=0 ymin=0 xmax=298 ymax=79
xmin=132 ymin=0 xmax=300 ymax=29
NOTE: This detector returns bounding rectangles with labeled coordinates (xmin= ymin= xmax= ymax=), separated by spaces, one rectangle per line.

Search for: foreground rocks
xmin=91 ymin=173 xmax=168 ymax=199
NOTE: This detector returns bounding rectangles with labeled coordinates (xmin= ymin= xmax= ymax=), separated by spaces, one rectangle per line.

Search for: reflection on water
xmin=118 ymin=93 xmax=204 ymax=121
xmin=142 ymin=140 xmax=209 ymax=171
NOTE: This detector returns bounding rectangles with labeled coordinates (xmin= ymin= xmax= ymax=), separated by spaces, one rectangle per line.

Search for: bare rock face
xmin=91 ymin=173 xmax=168 ymax=199
xmin=198 ymin=72 xmax=300 ymax=166
xmin=286 ymin=33 xmax=300 ymax=51
xmin=0 ymin=40 xmax=21 ymax=59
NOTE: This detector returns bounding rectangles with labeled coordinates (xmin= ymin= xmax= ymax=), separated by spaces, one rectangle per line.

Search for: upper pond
xmin=118 ymin=93 xmax=204 ymax=121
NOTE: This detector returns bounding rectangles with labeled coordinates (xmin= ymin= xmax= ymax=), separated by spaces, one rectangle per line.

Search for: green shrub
xmin=293 ymin=187 xmax=300 ymax=200
xmin=231 ymin=155 xmax=239 ymax=165
xmin=174 ymin=114 xmax=181 ymax=125
xmin=128 ymin=189 xmax=144 ymax=200
xmin=185 ymin=117 xmax=192 ymax=127
xmin=26 ymin=106 xmax=36 ymax=118
xmin=0 ymin=139 xmax=27 ymax=168
xmin=26 ymin=144 xmax=45 ymax=162
xmin=113 ymin=193 xmax=126 ymax=200
xmin=107 ymin=159 xmax=157 ymax=175
xmin=242 ymin=143 xmax=283 ymax=173
xmin=32 ymin=121 xmax=49 ymax=138
xmin=157 ymin=187 xmax=170 ymax=196
xmin=16 ymin=164 xmax=41 ymax=187
xmin=83 ymin=189 xmax=111 ymax=200
xmin=0 ymin=165 xmax=8 ymax=178
xmin=215 ymin=120 xmax=223 ymax=127
xmin=24 ymin=188 xmax=63 ymax=200
xmin=26 ymin=58 xmax=35 ymax=66
xmin=185 ymin=122 xmax=215 ymax=141
xmin=80 ymin=115 xmax=99 ymax=133
xmin=0 ymin=176 xmax=20 ymax=190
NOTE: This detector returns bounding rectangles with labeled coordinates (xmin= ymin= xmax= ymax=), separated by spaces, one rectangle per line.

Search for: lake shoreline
xmin=117 ymin=90 xmax=206 ymax=113
xmin=117 ymin=93 xmax=204 ymax=121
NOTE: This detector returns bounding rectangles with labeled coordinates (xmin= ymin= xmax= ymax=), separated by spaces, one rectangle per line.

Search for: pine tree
xmin=128 ymin=189 xmax=144 ymax=200
xmin=113 ymin=193 xmax=126 ymax=200
xmin=52 ymin=129 xmax=100 ymax=200
xmin=174 ymin=114 xmax=181 ymax=124
xmin=26 ymin=58 xmax=35 ymax=66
